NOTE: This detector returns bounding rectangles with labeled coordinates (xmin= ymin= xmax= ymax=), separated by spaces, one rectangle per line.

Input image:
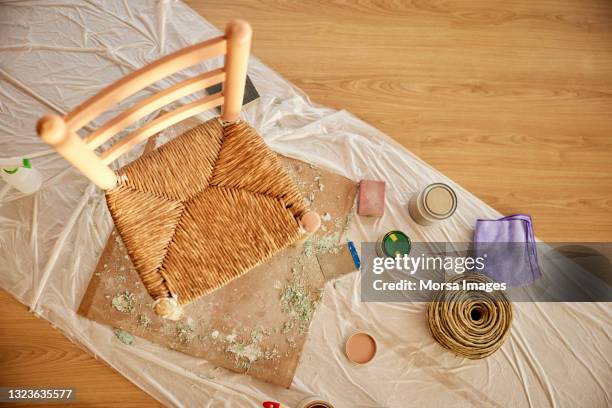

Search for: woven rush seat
xmin=106 ymin=118 xmax=309 ymax=312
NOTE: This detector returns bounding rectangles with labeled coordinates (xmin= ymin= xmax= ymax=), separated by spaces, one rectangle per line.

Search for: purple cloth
xmin=474 ymin=214 xmax=541 ymax=287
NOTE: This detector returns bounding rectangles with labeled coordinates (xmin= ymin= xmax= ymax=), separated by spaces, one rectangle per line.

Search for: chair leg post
xmin=153 ymin=297 xmax=183 ymax=321
xmin=221 ymin=20 xmax=252 ymax=122
xmin=300 ymin=211 xmax=321 ymax=234
xmin=37 ymin=115 xmax=118 ymax=190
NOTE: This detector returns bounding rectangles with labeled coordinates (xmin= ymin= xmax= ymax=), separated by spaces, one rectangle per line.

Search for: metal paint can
xmin=408 ymin=183 xmax=457 ymax=226
xmin=376 ymin=230 xmax=411 ymax=258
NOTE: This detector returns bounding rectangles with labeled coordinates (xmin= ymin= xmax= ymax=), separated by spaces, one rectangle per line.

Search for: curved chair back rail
xmin=36 ymin=20 xmax=252 ymax=190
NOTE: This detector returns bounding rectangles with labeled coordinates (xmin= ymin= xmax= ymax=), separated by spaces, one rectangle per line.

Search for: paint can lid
xmin=423 ymin=183 xmax=457 ymax=218
xmin=345 ymin=331 xmax=377 ymax=365
xmin=381 ymin=230 xmax=411 ymax=257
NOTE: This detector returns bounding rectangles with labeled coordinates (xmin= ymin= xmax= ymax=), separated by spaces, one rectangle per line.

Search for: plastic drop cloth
xmin=0 ymin=1 xmax=610 ymax=407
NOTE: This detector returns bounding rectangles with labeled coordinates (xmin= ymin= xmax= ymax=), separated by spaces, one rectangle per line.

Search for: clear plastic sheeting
xmin=0 ymin=1 xmax=610 ymax=407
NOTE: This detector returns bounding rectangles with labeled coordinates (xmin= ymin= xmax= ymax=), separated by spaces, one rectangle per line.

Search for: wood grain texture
xmin=2 ymin=1 xmax=612 ymax=406
xmin=194 ymin=0 xmax=612 ymax=242
xmin=0 ymin=291 xmax=161 ymax=407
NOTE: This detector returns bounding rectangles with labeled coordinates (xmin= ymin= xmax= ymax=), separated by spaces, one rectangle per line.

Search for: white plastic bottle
xmin=0 ymin=158 xmax=43 ymax=194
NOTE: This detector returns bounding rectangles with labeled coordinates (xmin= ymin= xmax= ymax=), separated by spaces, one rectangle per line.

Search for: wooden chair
xmin=37 ymin=20 xmax=321 ymax=320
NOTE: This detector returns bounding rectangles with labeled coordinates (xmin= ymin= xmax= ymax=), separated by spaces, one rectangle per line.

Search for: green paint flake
xmin=137 ymin=314 xmax=152 ymax=329
xmin=263 ymin=347 xmax=280 ymax=361
xmin=304 ymin=233 xmax=341 ymax=258
xmin=113 ymin=328 xmax=134 ymax=345
xmin=111 ymin=290 xmax=136 ymax=313
xmin=226 ymin=341 xmax=262 ymax=367
xmin=176 ymin=320 xmax=196 ymax=344
xmin=280 ymin=262 xmax=321 ymax=334
xmin=304 ymin=200 xmax=355 ymax=259
xmin=220 ymin=327 xmax=279 ymax=370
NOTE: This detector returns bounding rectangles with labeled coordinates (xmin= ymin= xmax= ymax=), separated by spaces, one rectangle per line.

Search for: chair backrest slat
xmin=65 ymin=36 xmax=226 ymax=132
xmin=84 ymin=68 xmax=226 ymax=150
xmin=101 ymin=92 xmax=224 ymax=165
xmin=37 ymin=20 xmax=252 ymax=190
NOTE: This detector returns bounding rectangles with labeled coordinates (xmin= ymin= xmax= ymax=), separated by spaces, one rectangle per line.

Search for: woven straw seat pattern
xmin=105 ymin=118 xmax=308 ymax=305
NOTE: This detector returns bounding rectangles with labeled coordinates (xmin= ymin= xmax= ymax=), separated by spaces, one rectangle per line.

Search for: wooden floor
xmin=1 ymin=1 xmax=611 ymax=406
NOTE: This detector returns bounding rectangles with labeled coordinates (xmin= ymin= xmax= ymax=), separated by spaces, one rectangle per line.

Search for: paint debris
xmin=196 ymin=326 xmax=281 ymax=370
xmin=285 ymin=163 xmax=307 ymax=190
xmin=333 ymin=278 xmax=350 ymax=291
xmin=227 ymin=342 xmax=262 ymax=367
xmin=176 ymin=320 xmax=196 ymax=344
xmin=304 ymin=233 xmax=341 ymax=258
xmin=263 ymin=347 xmax=280 ymax=361
xmin=314 ymin=175 xmax=325 ymax=192
xmin=113 ymin=328 xmax=134 ymax=345
xmin=111 ymin=290 xmax=136 ymax=313
xmin=137 ymin=314 xmax=152 ymax=329
xmin=306 ymin=191 xmax=316 ymax=206
xmin=303 ymin=199 xmax=354 ymax=258
xmin=280 ymin=261 xmax=321 ymax=334
xmin=224 ymin=327 xmax=280 ymax=370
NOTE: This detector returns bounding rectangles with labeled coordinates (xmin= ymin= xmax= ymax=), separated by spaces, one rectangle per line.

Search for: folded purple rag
xmin=474 ymin=214 xmax=541 ymax=287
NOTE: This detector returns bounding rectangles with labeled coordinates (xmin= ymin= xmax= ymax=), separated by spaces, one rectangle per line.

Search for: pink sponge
xmin=358 ymin=179 xmax=385 ymax=217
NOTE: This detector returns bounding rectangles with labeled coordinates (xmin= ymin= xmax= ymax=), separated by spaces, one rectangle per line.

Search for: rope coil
xmin=427 ymin=272 xmax=513 ymax=359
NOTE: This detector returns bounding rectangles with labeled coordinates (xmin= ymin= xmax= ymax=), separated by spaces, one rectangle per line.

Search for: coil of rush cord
xmin=426 ymin=272 xmax=513 ymax=359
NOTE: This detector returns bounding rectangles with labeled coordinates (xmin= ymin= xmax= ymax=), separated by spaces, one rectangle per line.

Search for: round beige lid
xmin=345 ymin=332 xmax=377 ymax=365
xmin=424 ymin=184 xmax=457 ymax=217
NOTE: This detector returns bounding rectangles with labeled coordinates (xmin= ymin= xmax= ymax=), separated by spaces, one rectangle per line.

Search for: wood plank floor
xmin=1 ymin=1 xmax=611 ymax=406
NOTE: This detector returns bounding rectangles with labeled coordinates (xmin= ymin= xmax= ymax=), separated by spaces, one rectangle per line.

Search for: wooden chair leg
xmin=300 ymin=211 xmax=321 ymax=233
xmin=153 ymin=297 xmax=183 ymax=321
xmin=37 ymin=115 xmax=118 ymax=190
xmin=221 ymin=20 xmax=252 ymax=122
